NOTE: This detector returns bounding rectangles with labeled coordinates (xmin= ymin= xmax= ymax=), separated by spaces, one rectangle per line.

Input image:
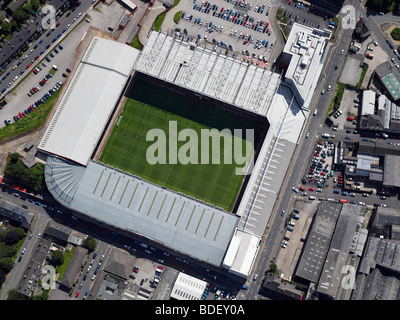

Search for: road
xmin=0 ymin=0 xmax=93 ymax=102
xmin=0 ymin=0 xmax=68 ymax=69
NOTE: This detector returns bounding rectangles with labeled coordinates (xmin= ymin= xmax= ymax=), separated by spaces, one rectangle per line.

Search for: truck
xmin=293 ymin=214 xmax=300 ymax=220
xmin=321 ymin=133 xmax=330 ymax=139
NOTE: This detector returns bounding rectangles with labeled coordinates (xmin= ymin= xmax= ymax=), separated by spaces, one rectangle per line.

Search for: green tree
xmin=366 ymin=0 xmax=394 ymax=11
xmin=7 ymin=289 xmax=29 ymax=300
xmin=269 ymin=263 xmax=278 ymax=274
xmin=4 ymin=153 xmax=45 ymax=192
xmin=391 ymin=27 xmax=400 ymax=41
xmin=0 ymin=257 xmax=14 ymax=273
xmin=51 ymin=250 xmax=64 ymax=267
xmin=4 ymin=230 xmax=21 ymax=246
xmin=84 ymin=237 xmax=96 ymax=252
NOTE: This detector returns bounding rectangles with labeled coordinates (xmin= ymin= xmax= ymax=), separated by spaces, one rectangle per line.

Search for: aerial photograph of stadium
xmin=0 ymin=0 xmax=400 ymax=311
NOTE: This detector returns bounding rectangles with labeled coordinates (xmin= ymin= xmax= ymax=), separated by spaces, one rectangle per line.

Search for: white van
xmin=313 ymin=109 xmax=318 ymax=116
xmin=289 ymin=221 xmax=295 ymax=226
xmin=309 ymin=196 xmax=316 ymax=200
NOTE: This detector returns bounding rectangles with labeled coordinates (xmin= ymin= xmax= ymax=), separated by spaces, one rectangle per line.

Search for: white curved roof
xmin=45 ymin=157 xmax=239 ymax=267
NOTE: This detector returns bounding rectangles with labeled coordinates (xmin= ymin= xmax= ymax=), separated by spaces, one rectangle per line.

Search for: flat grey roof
xmin=295 ymin=202 xmax=342 ymax=283
xmin=384 ymin=154 xmax=400 ymax=187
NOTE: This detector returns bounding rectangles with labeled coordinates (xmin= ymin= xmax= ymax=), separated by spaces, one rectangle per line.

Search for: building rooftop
xmin=170 ymin=272 xmax=207 ymax=300
xmin=45 ymin=156 xmax=239 ymax=267
xmin=361 ymin=90 xmax=376 ymax=116
xmin=38 ymin=37 xmax=140 ymax=166
xmin=282 ymin=23 xmax=331 ymax=108
xmin=295 ymin=202 xmax=342 ymax=283
xmin=134 ymin=31 xmax=280 ymax=117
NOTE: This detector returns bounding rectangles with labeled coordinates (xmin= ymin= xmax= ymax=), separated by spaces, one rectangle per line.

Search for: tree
xmin=366 ymin=0 xmax=394 ymax=12
xmin=269 ymin=263 xmax=278 ymax=274
xmin=0 ymin=257 xmax=14 ymax=273
xmin=4 ymin=153 xmax=45 ymax=192
xmin=84 ymin=237 xmax=96 ymax=252
xmin=4 ymin=230 xmax=21 ymax=246
xmin=0 ymin=269 xmax=5 ymax=287
xmin=51 ymin=250 xmax=64 ymax=267
xmin=7 ymin=289 xmax=29 ymax=300
xmin=391 ymin=27 xmax=400 ymax=41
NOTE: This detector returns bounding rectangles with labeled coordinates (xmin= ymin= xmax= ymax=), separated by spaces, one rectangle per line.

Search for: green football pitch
xmin=100 ymin=81 xmax=265 ymax=211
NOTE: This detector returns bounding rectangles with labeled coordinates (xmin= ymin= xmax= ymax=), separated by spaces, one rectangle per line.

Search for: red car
xmin=243 ymin=40 xmax=248 ymax=45
xmin=34 ymin=55 xmax=39 ymax=60
xmin=299 ymin=187 xmax=305 ymax=191
xmin=340 ymin=199 xmax=349 ymax=203
xmin=33 ymin=69 xmax=38 ymax=74
xmin=308 ymin=178 xmax=314 ymax=182
xmin=25 ymin=64 xmax=30 ymax=69
xmin=75 ymin=291 xmax=80 ymax=298
xmin=309 ymin=187 xmax=315 ymax=191
xmin=19 ymin=112 xmax=23 ymax=118
xmin=321 ymin=172 xmax=326 ymax=176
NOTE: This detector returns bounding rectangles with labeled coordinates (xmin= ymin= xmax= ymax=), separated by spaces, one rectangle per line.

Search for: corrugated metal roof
xmin=45 ymin=157 xmax=239 ymax=267
xmin=134 ymin=31 xmax=280 ymax=117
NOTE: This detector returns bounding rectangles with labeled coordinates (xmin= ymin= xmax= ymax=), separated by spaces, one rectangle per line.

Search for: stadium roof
xmin=45 ymin=156 xmax=239 ymax=267
xmin=134 ymin=31 xmax=280 ymax=117
xmin=38 ymin=37 xmax=139 ymax=166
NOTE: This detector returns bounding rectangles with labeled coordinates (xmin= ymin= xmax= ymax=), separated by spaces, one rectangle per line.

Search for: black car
xmin=22 ymin=204 xmax=28 ymax=209
xmin=66 ymin=68 xmax=71 ymax=73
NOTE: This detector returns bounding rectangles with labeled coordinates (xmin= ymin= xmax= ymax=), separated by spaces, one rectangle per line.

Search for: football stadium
xmin=39 ymin=25 xmax=330 ymax=278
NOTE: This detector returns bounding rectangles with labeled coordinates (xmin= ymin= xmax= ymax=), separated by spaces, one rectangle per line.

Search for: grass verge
xmin=0 ymin=84 xmax=63 ymax=144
